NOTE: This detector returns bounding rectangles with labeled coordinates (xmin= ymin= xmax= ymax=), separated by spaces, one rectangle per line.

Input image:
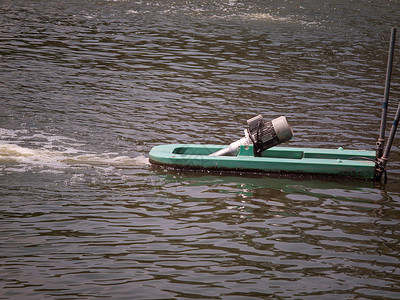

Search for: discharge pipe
xmin=210 ymin=115 xmax=293 ymax=157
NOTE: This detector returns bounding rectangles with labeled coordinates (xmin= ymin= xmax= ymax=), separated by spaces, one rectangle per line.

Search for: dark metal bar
xmin=377 ymin=28 xmax=397 ymax=159
xmin=379 ymin=100 xmax=400 ymax=172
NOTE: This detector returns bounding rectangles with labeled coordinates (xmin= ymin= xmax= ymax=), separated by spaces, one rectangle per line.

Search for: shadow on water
xmin=149 ymin=164 xmax=389 ymax=199
xmin=147 ymin=164 xmax=398 ymax=222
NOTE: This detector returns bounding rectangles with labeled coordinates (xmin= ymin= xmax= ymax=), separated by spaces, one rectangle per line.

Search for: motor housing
xmin=247 ymin=115 xmax=293 ymax=156
xmin=210 ymin=115 xmax=293 ymax=157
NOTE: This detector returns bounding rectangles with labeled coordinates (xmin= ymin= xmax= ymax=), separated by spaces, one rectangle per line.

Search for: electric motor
xmin=210 ymin=115 xmax=294 ymax=157
xmin=247 ymin=115 xmax=293 ymax=156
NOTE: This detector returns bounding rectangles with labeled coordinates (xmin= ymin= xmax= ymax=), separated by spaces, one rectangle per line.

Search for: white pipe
xmin=210 ymin=130 xmax=250 ymax=156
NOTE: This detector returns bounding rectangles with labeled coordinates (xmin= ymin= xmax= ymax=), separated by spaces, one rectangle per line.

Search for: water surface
xmin=1 ymin=0 xmax=400 ymax=299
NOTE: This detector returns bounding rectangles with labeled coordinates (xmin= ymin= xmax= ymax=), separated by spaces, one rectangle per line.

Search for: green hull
xmin=149 ymin=144 xmax=376 ymax=179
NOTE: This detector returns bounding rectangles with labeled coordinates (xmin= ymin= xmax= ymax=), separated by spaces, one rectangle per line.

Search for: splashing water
xmin=0 ymin=135 xmax=149 ymax=173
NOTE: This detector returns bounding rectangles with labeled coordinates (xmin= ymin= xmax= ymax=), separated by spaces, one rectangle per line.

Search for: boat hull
xmin=149 ymin=144 xmax=376 ymax=179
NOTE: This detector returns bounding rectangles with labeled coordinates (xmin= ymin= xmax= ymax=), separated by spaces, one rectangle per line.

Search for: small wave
xmin=0 ymin=128 xmax=28 ymax=138
xmin=240 ymin=12 xmax=314 ymax=25
xmin=126 ymin=10 xmax=139 ymax=15
xmin=140 ymin=2 xmax=309 ymax=25
xmin=243 ymin=13 xmax=289 ymax=22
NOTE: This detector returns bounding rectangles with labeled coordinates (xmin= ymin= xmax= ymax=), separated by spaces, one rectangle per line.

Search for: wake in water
xmin=0 ymin=143 xmax=149 ymax=166
xmin=0 ymin=129 xmax=149 ymax=173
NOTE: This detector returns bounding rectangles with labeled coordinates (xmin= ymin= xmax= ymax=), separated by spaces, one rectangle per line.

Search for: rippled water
xmin=1 ymin=0 xmax=400 ymax=299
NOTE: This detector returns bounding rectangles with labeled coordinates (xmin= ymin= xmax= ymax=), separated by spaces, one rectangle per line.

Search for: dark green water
xmin=1 ymin=0 xmax=400 ymax=299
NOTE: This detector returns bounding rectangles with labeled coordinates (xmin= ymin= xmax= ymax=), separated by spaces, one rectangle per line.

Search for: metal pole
xmin=377 ymin=28 xmax=397 ymax=159
xmin=379 ymin=100 xmax=400 ymax=171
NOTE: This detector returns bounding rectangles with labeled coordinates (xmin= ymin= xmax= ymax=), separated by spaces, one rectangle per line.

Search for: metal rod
xmin=380 ymin=100 xmax=400 ymax=171
xmin=377 ymin=27 xmax=397 ymax=159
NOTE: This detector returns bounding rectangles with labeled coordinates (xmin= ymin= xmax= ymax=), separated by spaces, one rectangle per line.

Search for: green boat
xmin=149 ymin=143 xmax=376 ymax=180
xmin=149 ymin=29 xmax=400 ymax=182
xmin=149 ymin=114 xmax=379 ymax=180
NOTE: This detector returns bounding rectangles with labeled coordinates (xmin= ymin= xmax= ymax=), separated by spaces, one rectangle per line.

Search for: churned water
xmin=1 ymin=0 xmax=400 ymax=299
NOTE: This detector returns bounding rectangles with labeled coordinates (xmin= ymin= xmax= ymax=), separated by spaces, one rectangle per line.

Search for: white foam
xmin=0 ymin=143 xmax=69 ymax=169
xmin=228 ymin=0 xmax=237 ymax=6
xmin=0 ymin=127 xmax=150 ymax=175
xmin=127 ymin=10 xmax=139 ymax=15
xmin=67 ymin=153 xmax=150 ymax=166
xmin=0 ymin=128 xmax=28 ymax=138
xmin=0 ymin=142 xmax=150 ymax=172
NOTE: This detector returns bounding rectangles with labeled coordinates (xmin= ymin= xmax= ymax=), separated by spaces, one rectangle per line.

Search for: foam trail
xmin=0 ymin=143 xmax=150 ymax=171
xmin=0 ymin=143 xmax=67 ymax=168
xmin=65 ymin=153 xmax=150 ymax=166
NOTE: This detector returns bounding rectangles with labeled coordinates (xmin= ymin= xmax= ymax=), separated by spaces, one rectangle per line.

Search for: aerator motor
xmin=210 ymin=115 xmax=294 ymax=157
